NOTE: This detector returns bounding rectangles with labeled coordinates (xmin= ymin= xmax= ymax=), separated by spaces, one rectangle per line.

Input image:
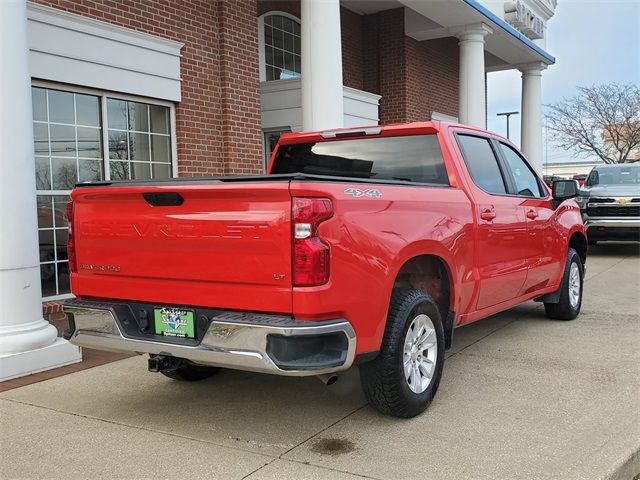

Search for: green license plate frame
xmin=153 ymin=308 xmax=196 ymax=338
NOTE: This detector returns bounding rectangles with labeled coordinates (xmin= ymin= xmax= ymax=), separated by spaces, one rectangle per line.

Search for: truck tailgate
xmin=71 ymin=182 xmax=292 ymax=313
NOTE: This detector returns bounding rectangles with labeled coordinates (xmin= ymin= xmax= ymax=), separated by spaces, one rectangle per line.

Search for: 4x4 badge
xmin=344 ymin=188 xmax=382 ymax=198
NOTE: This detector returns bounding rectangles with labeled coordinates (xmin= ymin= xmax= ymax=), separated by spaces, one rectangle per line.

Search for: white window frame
xmin=258 ymin=11 xmax=302 ymax=82
xmin=32 ymin=80 xmax=178 ymax=300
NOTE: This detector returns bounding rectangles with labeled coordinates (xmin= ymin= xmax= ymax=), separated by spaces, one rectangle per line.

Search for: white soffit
xmin=27 ymin=3 xmax=183 ymax=101
xmin=400 ymin=0 xmax=554 ymax=70
xmin=341 ymin=0 xmax=402 ymax=15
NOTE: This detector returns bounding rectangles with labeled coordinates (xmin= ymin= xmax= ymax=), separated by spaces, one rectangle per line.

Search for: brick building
xmin=0 ymin=0 xmax=557 ymax=379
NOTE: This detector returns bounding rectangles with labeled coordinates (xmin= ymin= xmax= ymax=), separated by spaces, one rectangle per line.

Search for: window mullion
xmin=170 ymin=105 xmax=178 ymax=178
xmin=101 ymin=95 xmax=111 ymax=181
xmin=148 ymin=105 xmax=153 ymax=178
xmin=74 ymin=93 xmax=80 ymax=186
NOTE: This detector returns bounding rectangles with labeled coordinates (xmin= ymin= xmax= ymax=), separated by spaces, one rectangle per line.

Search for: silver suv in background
xmin=576 ymin=164 xmax=640 ymax=244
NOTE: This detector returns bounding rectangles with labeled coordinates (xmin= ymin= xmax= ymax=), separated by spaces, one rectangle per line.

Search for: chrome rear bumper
xmin=64 ymin=301 xmax=356 ymax=376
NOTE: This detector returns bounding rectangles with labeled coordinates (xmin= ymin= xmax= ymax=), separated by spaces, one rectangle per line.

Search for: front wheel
xmin=360 ymin=289 xmax=445 ymax=418
xmin=544 ymin=247 xmax=584 ymax=320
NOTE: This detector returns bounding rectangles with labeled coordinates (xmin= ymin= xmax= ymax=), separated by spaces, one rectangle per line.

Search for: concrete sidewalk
xmin=1 ymin=243 xmax=639 ymax=480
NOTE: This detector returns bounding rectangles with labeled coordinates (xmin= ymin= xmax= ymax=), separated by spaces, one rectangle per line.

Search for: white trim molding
xmin=431 ymin=111 xmax=459 ymax=123
xmin=260 ymin=79 xmax=380 ymax=131
xmin=27 ymin=2 xmax=183 ymax=101
xmin=343 ymin=86 xmax=381 ymax=126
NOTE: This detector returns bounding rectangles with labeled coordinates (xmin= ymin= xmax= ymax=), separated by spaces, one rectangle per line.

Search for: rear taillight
xmin=66 ymin=200 xmax=77 ymax=273
xmin=292 ymin=197 xmax=333 ymax=286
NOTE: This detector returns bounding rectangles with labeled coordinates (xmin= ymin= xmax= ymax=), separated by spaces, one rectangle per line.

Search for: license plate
xmin=154 ymin=308 xmax=195 ymax=338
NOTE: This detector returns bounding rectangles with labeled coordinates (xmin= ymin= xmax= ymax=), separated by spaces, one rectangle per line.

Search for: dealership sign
xmin=504 ymin=1 xmax=545 ymax=40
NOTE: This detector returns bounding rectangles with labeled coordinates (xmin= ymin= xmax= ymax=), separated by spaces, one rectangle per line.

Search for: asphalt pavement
xmin=1 ymin=243 xmax=639 ymax=480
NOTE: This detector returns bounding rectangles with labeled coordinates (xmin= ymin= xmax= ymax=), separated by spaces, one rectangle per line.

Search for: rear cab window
xmin=271 ymin=135 xmax=449 ymax=185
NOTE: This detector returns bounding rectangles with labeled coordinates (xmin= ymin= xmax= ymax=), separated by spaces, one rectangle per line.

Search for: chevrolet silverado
xmin=63 ymin=122 xmax=587 ymax=418
xmin=575 ymin=163 xmax=640 ymax=244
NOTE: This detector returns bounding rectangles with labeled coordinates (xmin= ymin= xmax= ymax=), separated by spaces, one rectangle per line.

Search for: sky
xmin=486 ymin=0 xmax=640 ymax=165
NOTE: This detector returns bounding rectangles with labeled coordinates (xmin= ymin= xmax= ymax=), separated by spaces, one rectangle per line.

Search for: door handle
xmin=480 ymin=209 xmax=496 ymax=221
xmin=526 ymin=209 xmax=538 ymax=219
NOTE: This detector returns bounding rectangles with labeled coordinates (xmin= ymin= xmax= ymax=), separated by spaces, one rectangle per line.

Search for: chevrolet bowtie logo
xmin=617 ymin=198 xmax=630 ymax=204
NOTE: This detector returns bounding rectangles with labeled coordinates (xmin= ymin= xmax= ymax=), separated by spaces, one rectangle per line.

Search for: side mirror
xmin=552 ymin=179 xmax=580 ymax=199
xmin=552 ymin=179 xmax=580 ymax=207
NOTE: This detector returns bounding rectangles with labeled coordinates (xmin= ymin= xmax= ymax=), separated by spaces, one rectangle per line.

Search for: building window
xmin=107 ymin=99 xmax=172 ymax=180
xmin=259 ymin=12 xmax=301 ymax=81
xmin=32 ymin=85 xmax=175 ymax=299
xmin=263 ymin=128 xmax=291 ymax=168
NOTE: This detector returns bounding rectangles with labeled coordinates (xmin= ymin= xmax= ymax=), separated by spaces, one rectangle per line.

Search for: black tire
xmin=359 ymin=289 xmax=445 ymax=418
xmin=544 ymin=247 xmax=584 ymax=320
xmin=588 ymin=240 xmax=598 ymax=246
xmin=161 ymin=364 xmax=220 ymax=381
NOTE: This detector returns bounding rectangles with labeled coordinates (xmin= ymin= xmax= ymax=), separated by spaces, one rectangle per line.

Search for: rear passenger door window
xmin=497 ymin=142 xmax=544 ymax=197
xmin=456 ymin=134 xmax=507 ymax=194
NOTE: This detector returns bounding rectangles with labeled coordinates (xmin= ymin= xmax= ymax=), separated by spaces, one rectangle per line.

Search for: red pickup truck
xmin=63 ymin=122 xmax=587 ymax=418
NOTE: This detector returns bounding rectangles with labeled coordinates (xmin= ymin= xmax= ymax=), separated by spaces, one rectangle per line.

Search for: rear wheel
xmin=161 ymin=364 xmax=220 ymax=381
xmin=360 ymin=289 xmax=445 ymax=418
xmin=544 ymin=247 xmax=584 ymax=320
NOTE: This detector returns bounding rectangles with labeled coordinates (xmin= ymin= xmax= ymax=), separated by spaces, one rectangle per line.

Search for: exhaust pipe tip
xmin=317 ymin=374 xmax=339 ymax=386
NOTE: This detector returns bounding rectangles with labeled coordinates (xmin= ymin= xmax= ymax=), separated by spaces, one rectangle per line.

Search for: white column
xmin=456 ymin=23 xmax=492 ymax=128
xmin=301 ymin=0 xmax=344 ymax=131
xmin=0 ymin=0 xmax=80 ymax=381
xmin=520 ymin=62 xmax=547 ymax=173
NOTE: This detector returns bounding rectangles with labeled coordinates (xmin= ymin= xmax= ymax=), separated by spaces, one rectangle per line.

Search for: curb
xmin=607 ymin=447 xmax=640 ymax=480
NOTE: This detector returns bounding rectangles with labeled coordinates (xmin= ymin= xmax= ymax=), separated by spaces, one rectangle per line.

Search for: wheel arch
xmin=568 ymin=230 xmax=588 ymax=266
xmin=388 ymin=247 xmax=457 ymax=349
xmin=535 ymin=229 xmax=587 ymax=305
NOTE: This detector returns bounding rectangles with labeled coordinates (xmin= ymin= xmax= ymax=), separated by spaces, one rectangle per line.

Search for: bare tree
xmin=546 ymin=83 xmax=640 ymax=163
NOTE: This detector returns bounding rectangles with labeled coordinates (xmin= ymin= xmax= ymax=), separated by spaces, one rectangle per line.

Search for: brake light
xmin=292 ymin=197 xmax=333 ymax=286
xmin=66 ymin=200 xmax=77 ymax=273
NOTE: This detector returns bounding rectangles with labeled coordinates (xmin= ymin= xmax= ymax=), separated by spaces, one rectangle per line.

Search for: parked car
xmin=576 ymin=163 xmax=640 ymax=244
xmin=63 ymin=122 xmax=587 ymax=418
xmin=572 ymin=174 xmax=587 ymax=187
xmin=543 ymin=174 xmax=563 ymax=188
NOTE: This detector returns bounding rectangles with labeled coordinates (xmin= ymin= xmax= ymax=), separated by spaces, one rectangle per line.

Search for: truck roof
xmin=591 ymin=163 xmax=639 ymax=170
xmin=277 ymin=120 xmax=509 ymax=146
